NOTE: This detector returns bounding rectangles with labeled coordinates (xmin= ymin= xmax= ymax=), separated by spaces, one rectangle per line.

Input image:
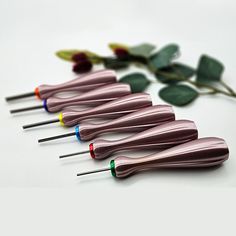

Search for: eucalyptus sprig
xmin=56 ymin=43 xmax=236 ymax=106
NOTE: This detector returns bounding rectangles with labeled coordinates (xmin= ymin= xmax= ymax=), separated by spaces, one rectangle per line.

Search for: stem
xmin=132 ymin=61 xmax=236 ymax=99
xmin=199 ymin=91 xmax=217 ymax=95
xmin=220 ymin=81 xmax=236 ymax=96
xmin=189 ymin=80 xmax=236 ymax=97
xmin=155 ymin=70 xmax=236 ymax=98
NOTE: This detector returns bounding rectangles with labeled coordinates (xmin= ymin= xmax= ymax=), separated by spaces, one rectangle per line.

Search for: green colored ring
xmin=110 ymin=160 xmax=116 ymax=177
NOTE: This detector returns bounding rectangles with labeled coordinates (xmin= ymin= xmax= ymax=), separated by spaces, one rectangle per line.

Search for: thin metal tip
xmin=38 ymin=132 xmax=76 ymax=143
xmin=5 ymin=91 xmax=35 ymax=102
xmin=59 ymin=150 xmax=90 ymax=159
xmin=23 ymin=118 xmax=60 ymax=129
xmin=10 ymin=104 xmax=44 ymax=114
xmin=77 ymin=167 xmax=111 ymax=177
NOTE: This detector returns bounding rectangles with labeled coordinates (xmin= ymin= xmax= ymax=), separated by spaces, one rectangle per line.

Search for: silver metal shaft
xmin=10 ymin=104 xmax=44 ymax=113
xmin=38 ymin=132 xmax=76 ymax=143
xmin=6 ymin=91 xmax=35 ymax=101
xmin=59 ymin=150 xmax=90 ymax=159
xmin=77 ymin=167 xmax=111 ymax=177
xmin=23 ymin=118 xmax=59 ymax=129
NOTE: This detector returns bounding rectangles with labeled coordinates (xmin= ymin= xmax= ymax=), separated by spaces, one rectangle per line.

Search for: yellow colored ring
xmin=58 ymin=113 xmax=64 ymax=126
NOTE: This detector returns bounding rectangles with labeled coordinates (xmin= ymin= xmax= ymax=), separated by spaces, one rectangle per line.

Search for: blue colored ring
xmin=75 ymin=126 xmax=81 ymax=142
xmin=43 ymin=99 xmax=49 ymax=112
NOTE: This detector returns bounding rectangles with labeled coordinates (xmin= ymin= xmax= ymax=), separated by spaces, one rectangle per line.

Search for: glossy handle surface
xmin=113 ymin=137 xmax=229 ymax=178
xmin=62 ymin=93 xmax=152 ymax=127
xmin=79 ymin=105 xmax=175 ymax=141
xmin=92 ymin=120 xmax=198 ymax=159
xmin=38 ymin=70 xmax=117 ymax=99
xmin=46 ymin=83 xmax=131 ymax=112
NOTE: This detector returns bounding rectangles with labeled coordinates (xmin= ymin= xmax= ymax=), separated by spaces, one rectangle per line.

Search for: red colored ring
xmin=89 ymin=143 xmax=95 ymax=159
xmin=34 ymin=87 xmax=41 ymax=99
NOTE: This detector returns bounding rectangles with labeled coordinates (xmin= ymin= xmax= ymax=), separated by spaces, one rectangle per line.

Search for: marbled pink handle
xmin=113 ymin=137 xmax=229 ymax=178
xmin=92 ymin=120 xmax=198 ymax=159
xmin=38 ymin=69 xmax=117 ymax=99
xmin=46 ymin=83 xmax=131 ymax=112
xmin=79 ymin=105 xmax=175 ymax=141
xmin=62 ymin=93 xmax=152 ymax=127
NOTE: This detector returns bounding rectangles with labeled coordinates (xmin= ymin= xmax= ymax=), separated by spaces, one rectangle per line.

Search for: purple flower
xmin=72 ymin=52 xmax=88 ymax=63
xmin=72 ymin=60 xmax=93 ymax=74
xmin=114 ymin=48 xmax=129 ymax=59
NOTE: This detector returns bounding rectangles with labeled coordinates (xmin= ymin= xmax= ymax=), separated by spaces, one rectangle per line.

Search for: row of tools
xmin=6 ymin=70 xmax=229 ymax=179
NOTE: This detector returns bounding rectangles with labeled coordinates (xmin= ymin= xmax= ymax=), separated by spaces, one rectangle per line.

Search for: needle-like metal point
xmin=23 ymin=119 xmax=60 ymax=129
xmin=38 ymin=132 xmax=76 ymax=143
xmin=5 ymin=91 xmax=35 ymax=102
xmin=77 ymin=167 xmax=111 ymax=177
xmin=10 ymin=105 xmax=44 ymax=114
xmin=59 ymin=150 xmax=90 ymax=159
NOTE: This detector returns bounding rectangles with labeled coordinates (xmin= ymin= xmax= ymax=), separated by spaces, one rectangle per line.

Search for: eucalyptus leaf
xmin=128 ymin=43 xmax=156 ymax=58
xmin=56 ymin=50 xmax=102 ymax=64
xmin=196 ymin=55 xmax=224 ymax=84
xmin=56 ymin=50 xmax=81 ymax=61
xmin=83 ymin=51 xmax=103 ymax=64
xmin=159 ymin=84 xmax=198 ymax=106
xmin=149 ymin=44 xmax=179 ymax=70
xmin=156 ymin=63 xmax=195 ymax=84
xmin=109 ymin=43 xmax=128 ymax=51
xmin=103 ymin=58 xmax=129 ymax=70
xmin=120 ymin=73 xmax=150 ymax=93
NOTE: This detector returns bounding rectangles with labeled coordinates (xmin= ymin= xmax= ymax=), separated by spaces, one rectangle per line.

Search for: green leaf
xmin=159 ymin=84 xmax=198 ymax=106
xmin=103 ymin=58 xmax=129 ymax=70
xmin=128 ymin=43 xmax=156 ymax=58
xmin=149 ymin=44 xmax=179 ymax=70
xmin=156 ymin=63 xmax=195 ymax=84
xmin=56 ymin=50 xmax=80 ymax=61
xmin=83 ymin=51 xmax=103 ymax=64
xmin=108 ymin=43 xmax=128 ymax=51
xmin=196 ymin=55 xmax=224 ymax=84
xmin=56 ymin=50 xmax=102 ymax=64
xmin=120 ymin=73 xmax=150 ymax=93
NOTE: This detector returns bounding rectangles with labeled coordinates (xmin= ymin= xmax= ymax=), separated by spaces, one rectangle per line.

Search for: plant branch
xmin=199 ymin=91 xmax=217 ymax=95
xmin=65 ymin=49 xmax=236 ymax=100
xmin=220 ymin=81 xmax=236 ymax=96
xmin=152 ymin=70 xmax=236 ymax=98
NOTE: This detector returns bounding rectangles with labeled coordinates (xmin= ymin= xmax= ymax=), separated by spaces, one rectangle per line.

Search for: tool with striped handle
xmin=38 ymin=105 xmax=175 ymax=143
xmin=60 ymin=120 xmax=198 ymax=160
xmin=23 ymin=93 xmax=152 ymax=129
xmin=10 ymin=83 xmax=131 ymax=114
xmin=76 ymin=137 xmax=229 ymax=178
xmin=6 ymin=69 xmax=117 ymax=101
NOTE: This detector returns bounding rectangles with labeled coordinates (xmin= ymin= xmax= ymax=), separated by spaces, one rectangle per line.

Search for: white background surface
xmin=0 ymin=0 xmax=235 ymax=235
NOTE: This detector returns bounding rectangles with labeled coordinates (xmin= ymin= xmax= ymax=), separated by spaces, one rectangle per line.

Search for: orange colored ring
xmin=34 ymin=87 xmax=41 ymax=99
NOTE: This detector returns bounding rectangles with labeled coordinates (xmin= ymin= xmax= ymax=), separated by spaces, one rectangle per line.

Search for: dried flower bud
xmin=114 ymin=48 xmax=129 ymax=59
xmin=72 ymin=52 xmax=88 ymax=63
xmin=72 ymin=60 xmax=93 ymax=74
